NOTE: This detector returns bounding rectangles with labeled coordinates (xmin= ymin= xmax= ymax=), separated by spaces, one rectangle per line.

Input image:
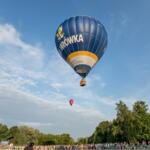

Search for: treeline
xmin=0 ymin=125 xmax=74 ymax=145
xmin=0 ymin=101 xmax=150 ymax=145
xmin=85 ymin=101 xmax=150 ymax=144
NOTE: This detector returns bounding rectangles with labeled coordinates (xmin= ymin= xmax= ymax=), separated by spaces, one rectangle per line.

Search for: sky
xmin=0 ymin=0 xmax=150 ymax=139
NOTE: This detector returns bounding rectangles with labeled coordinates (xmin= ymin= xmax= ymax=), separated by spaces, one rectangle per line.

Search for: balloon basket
xmin=80 ymin=78 xmax=86 ymax=87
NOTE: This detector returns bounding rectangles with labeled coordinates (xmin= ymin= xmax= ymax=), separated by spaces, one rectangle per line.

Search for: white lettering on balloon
xmin=60 ymin=34 xmax=84 ymax=51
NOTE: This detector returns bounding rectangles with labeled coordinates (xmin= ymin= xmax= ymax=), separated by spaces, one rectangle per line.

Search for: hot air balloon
xmin=55 ymin=16 xmax=108 ymax=86
xmin=69 ymin=99 xmax=74 ymax=106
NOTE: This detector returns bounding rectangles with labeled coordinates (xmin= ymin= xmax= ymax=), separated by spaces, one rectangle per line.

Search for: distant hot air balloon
xmin=69 ymin=99 xmax=74 ymax=106
xmin=55 ymin=16 xmax=108 ymax=86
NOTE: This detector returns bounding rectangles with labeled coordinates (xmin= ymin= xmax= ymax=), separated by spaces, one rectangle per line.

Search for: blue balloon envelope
xmin=55 ymin=16 xmax=108 ymax=86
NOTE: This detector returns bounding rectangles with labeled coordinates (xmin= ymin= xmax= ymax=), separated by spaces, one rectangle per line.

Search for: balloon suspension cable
xmin=80 ymin=78 xmax=86 ymax=87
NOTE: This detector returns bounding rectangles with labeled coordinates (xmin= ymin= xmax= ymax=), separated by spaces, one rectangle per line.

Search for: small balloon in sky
xmin=69 ymin=99 xmax=74 ymax=106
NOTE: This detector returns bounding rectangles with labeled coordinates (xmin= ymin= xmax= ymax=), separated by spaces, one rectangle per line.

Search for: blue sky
xmin=0 ymin=0 xmax=150 ymax=138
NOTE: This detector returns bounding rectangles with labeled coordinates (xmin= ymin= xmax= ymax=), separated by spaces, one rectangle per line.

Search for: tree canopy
xmin=88 ymin=101 xmax=150 ymax=144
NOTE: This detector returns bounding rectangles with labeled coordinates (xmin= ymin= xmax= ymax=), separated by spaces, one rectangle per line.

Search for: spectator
xmin=24 ymin=142 xmax=34 ymax=150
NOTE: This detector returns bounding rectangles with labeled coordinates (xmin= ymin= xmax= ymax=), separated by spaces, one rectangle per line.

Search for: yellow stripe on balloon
xmin=67 ymin=51 xmax=98 ymax=62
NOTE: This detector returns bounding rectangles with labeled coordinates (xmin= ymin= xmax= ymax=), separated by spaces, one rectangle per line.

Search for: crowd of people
xmin=1 ymin=142 xmax=150 ymax=150
xmin=52 ymin=142 xmax=150 ymax=149
xmin=24 ymin=142 xmax=150 ymax=150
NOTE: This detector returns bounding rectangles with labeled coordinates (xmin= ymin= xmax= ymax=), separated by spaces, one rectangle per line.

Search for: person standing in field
xmin=24 ymin=142 xmax=34 ymax=150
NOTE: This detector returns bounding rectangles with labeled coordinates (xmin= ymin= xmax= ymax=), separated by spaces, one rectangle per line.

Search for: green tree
xmin=89 ymin=121 xmax=112 ymax=143
xmin=115 ymin=101 xmax=136 ymax=142
xmin=77 ymin=137 xmax=87 ymax=144
xmin=9 ymin=126 xmax=40 ymax=145
xmin=38 ymin=133 xmax=56 ymax=145
xmin=0 ymin=124 xmax=10 ymax=141
xmin=9 ymin=126 xmax=20 ymax=144
xmin=56 ymin=134 xmax=74 ymax=144
xmin=133 ymin=101 xmax=150 ymax=141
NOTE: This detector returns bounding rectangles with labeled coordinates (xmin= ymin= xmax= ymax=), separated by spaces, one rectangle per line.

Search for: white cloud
xmin=0 ymin=118 xmax=4 ymax=122
xmin=18 ymin=121 xmax=53 ymax=128
xmin=0 ymin=24 xmax=43 ymax=60
xmin=0 ymin=23 xmax=47 ymax=90
xmin=50 ymin=83 xmax=62 ymax=89
xmin=0 ymin=24 xmax=21 ymax=45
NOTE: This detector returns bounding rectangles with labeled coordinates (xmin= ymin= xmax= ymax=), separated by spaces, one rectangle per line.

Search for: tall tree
xmin=0 ymin=124 xmax=9 ymax=141
xmin=56 ymin=134 xmax=74 ymax=144
xmin=115 ymin=101 xmax=136 ymax=142
xmin=89 ymin=121 xmax=112 ymax=143
xmin=9 ymin=126 xmax=40 ymax=145
xmin=133 ymin=101 xmax=150 ymax=141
